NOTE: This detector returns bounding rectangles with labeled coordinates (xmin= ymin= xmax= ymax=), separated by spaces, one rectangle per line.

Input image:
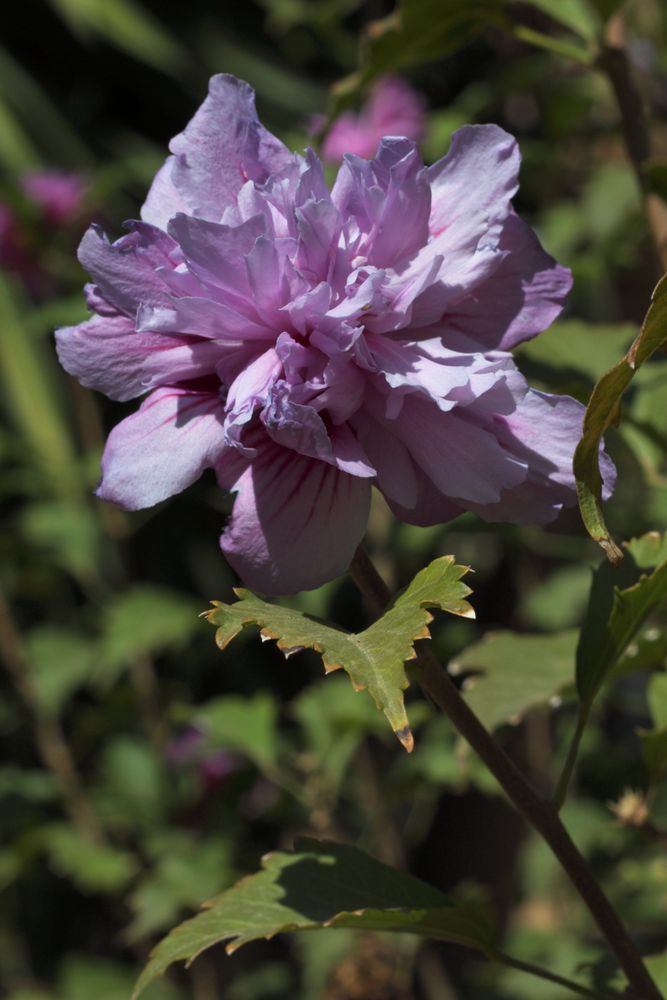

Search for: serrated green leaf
xmin=451 ymin=630 xmax=578 ymax=731
xmin=574 ymin=275 xmax=667 ymax=561
xmin=206 ymin=556 xmax=473 ymax=751
xmin=577 ymin=534 xmax=667 ymax=706
xmin=132 ymin=838 xmax=496 ymax=998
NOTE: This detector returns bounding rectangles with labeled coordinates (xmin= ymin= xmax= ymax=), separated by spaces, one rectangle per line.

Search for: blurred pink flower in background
xmin=322 ymin=75 xmax=426 ymax=162
xmin=21 ymin=169 xmax=88 ymax=226
xmin=0 ymin=168 xmax=88 ymax=297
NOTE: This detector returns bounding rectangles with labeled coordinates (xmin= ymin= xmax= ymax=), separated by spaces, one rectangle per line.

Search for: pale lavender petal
xmin=167 ymin=213 xmax=265 ymax=306
xmin=142 ymin=75 xmax=293 ymax=225
xmin=385 ymin=462 xmax=464 ymax=526
xmin=55 ymin=313 xmax=220 ymax=401
xmin=428 ymin=125 xmax=520 ymax=236
xmin=390 ymin=395 xmax=528 ymax=505
xmin=217 ymin=434 xmax=371 ymax=594
xmin=97 ymin=388 xmax=226 ymax=508
xmin=466 ymin=390 xmax=615 ymax=524
xmin=366 ymin=138 xmax=431 ymax=268
xmin=261 ymin=382 xmax=375 ymax=477
xmin=352 ymin=409 xmax=418 ymax=509
xmin=77 ymin=223 xmax=176 ymax=317
xmin=137 ymin=296 xmax=274 ymax=341
xmin=447 ymin=212 xmax=572 ymax=350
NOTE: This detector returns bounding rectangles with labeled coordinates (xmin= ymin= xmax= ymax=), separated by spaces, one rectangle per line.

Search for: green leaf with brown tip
xmin=574 ymin=274 xmax=667 ymax=562
xmin=132 ymin=838 xmax=495 ymax=999
xmin=205 ymin=556 xmax=474 ymax=752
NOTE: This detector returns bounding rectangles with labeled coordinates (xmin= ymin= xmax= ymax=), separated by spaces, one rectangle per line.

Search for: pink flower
xmin=21 ymin=170 xmax=87 ymax=226
xmin=322 ymin=76 xmax=426 ymax=162
xmin=56 ymin=75 xmax=614 ymax=595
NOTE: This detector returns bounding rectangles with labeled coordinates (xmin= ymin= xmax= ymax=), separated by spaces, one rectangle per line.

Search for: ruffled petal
xmin=389 ymin=395 xmax=528 ymax=505
xmin=96 ymin=388 xmax=226 ymax=509
xmin=427 ymin=125 xmax=520 ymax=235
xmin=141 ymin=75 xmax=294 ymax=226
xmin=446 ymin=212 xmax=572 ymax=351
xmin=217 ymin=434 xmax=371 ymax=594
xmin=466 ymin=389 xmax=616 ymax=524
xmin=77 ymin=223 xmax=175 ymax=318
xmin=55 ymin=312 xmax=221 ymax=401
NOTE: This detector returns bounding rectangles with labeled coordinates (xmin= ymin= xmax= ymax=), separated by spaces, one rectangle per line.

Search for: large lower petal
xmin=217 ymin=435 xmax=371 ymax=594
xmin=55 ymin=313 xmax=221 ymax=402
xmin=141 ymin=75 xmax=294 ymax=226
xmin=97 ymin=388 xmax=226 ymax=509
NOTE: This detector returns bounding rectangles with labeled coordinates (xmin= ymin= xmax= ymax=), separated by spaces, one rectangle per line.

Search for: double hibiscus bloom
xmin=56 ymin=75 xmax=614 ymax=594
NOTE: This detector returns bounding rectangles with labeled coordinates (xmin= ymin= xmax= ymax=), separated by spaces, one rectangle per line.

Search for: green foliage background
xmin=1 ymin=0 xmax=667 ymax=997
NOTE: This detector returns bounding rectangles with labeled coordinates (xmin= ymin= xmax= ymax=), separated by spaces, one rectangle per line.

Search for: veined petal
xmin=390 ymin=395 xmax=528 ymax=505
xmin=55 ymin=313 xmax=221 ymax=402
xmin=428 ymin=125 xmax=520 ymax=235
xmin=77 ymin=223 xmax=176 ymax=318
xmin=217 ymin=434 xmax=371 ymax=594
xmin=96 ymin=388 xmax=225 ymax=509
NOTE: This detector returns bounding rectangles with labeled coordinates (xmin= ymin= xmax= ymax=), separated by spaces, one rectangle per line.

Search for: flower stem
xmin=349 ymin=545 xmax=662 ymax=1000
xmin=553 ymin=705 xmax=590 ymax=811
xmin=494 ymin=950 xmax=619 ymax=1000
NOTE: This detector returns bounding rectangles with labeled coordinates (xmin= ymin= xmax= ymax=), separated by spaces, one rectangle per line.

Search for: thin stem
xmin=0 ymin=589 xmax=105 ymax=843
xmin=349 ymin=545 xmax=663 ymax=1000
xmin=495 ymin=950 xmax=619 ymax=1000
xmin=599 ymin=12 xmax=667 ymax=274
xmin=554 ymin=706 xmax=590 ymax=811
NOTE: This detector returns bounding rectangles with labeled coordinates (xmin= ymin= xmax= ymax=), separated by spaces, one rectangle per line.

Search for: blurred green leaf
xmin=574 ymin=275 xmax=667 ymax=561
xmin=0 ymin=767 xmax=58 ymax=803
xmin=100 ymin=586 xmax=200 ymax=680
xmin=194 ymin=695 xmax=278 ymax=771
xmin=645 ymin=159 xmax=667 ymax=205
xmin=24 ymin=627 xmax=96 ymax=716
xmin=58 ymin=955 xmax=181 ymax=1000
xmin=44 ymin=824 xmax=137 ymax=893
xmin=519 ymin=0 xmax=600 ymax=41
xmin=21 ymin=501 xmax=102 ymax=583
xmin=332 ymin=0 xmax=504 ymax=108
xmin=132 ymin=837 xmax=496 ymax=998
xmin=47 ymin=0 xmax=188 ymax=76
xmin=206 ymin=556 xmax=474 ymax=751
xmin=641 ymin=674 xmax=667 ymax=780
xmin=520 ymin=565 xmax=593 ymax=630
xmin=517 ymin=321 xmax=635 ymax=387
xmin=577 ymin=534 xmax=667 ymax=707
xmin=128 ymin=835 xmax=231 ymax=939
xmin=451 ymin=630 xmax=578 ymax=731
xmin=95 ymin=737 xmax=167 ymax=830
xmin=0 ymin=44 xmax=90 ymax=166
xmin=0 ymin=276 xmax=81 ymax=498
